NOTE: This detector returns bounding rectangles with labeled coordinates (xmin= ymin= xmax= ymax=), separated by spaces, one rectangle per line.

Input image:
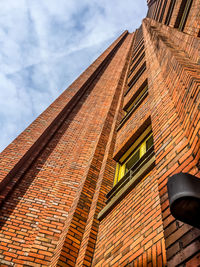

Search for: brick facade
xmin=0 ymin=0 xmax=200 ymax=266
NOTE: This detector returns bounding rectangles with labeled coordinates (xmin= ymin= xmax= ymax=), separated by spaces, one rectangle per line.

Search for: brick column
xmin=0 ymin=31 xmax=132 ymax=266
xmin=143 ymin=18 xmax=200 ymax=266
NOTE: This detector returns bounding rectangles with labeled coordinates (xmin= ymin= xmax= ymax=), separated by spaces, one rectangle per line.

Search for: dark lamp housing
xmin=167 ymin=173 xmax=200 ymax=229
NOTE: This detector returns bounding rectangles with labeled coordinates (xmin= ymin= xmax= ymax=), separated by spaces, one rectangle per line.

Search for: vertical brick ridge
xmin=143 ymin=18 xmax=200 ymax=265
xmin=0 ymin=32 xmax=130 ymax=266
xmin=47 ymin=34 xmax=134 ymax=267
xmin=25 ymin=33 xmax=130 ymax=265
xmin=0 ymin=31 xmax=128 ymax=206
xmin=0 ymin=76 xmax=111 ymax=265
xmin=144 ymin=18 xmax=200 ymax=165
xmin=143 ymin=14 xmax=187 ymax=259
xmin=122 ymin=31 xmax=138 ymax=94
xmin=150 ymin=19 xmax=200 ymax=168
xmin=92 ymin=22 xmax=167 ymax=266
xmin=75 ymin=34 xmax=134 ymax=267
xmin=123 ymin=28 xmax=145 ymax=95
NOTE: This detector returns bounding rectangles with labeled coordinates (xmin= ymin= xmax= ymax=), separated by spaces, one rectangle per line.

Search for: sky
xmin=0 ymin=0 xmax=147 ymax=152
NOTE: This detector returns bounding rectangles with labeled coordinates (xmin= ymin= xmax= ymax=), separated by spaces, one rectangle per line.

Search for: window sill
xmin=97 ymin=150 xmax=155 ymax=221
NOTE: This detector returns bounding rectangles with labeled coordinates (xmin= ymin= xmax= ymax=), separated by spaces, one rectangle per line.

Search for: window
xmin=159 ymin=0 xmax=168 ymax=23
xmin=152 ymin=1 xmax=159 ymax=19
xmin=117 ymin=81 xmax=148 ymax=131
xmin=128 ymin=52 xmax=145 ymax=78
xmin=174 ymin=0 xmax=193 ymax=31
xmin=125 ymin=82 xmax=148 ymax=114
xmin=98 ymin=123 xmax=155 ymax=220
xmin=133 ymin=26 xmax=143 ymax=50
xmin=165 ymin=0 xmax=176 ymax=26
xmin=130 ymin=44 xmax=145 ymax=67
xmin=155 ymin=0 xmax=163 ymax=21
xmin=125 ymin=62 xmax=146 ymax=96
xmin=114 ymin=126 xmax=154 ymax=185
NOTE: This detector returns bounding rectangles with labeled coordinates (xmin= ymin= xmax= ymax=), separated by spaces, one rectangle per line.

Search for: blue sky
xmin=0 ymin=0 xmax=147 ymax=152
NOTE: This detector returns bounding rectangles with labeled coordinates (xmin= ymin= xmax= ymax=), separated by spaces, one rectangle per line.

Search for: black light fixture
xmin=167 ymin=172 xmax=200 ymax=229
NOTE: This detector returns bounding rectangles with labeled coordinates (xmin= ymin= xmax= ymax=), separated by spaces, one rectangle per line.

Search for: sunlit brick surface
xmin=0 ymin=0 xmax=200 ymax=266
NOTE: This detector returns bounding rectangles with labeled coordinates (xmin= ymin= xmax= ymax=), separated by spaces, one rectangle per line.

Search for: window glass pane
xmin=146 ymin=135 xmax=153 ymax=150
xmin=119 ymin=125 xmax=151 ymax=163
xmin=140 ymin=142 xmax=146 ymax=157
xmin=114 ymin=127 xmax=154 ymax=186
xmin=125 ymin=150 xmax=140 ymax=172
xmin=114 ymin=163 xmax=120 ymax=185
xmin=118 ymin=164 xmax=126 ymax=182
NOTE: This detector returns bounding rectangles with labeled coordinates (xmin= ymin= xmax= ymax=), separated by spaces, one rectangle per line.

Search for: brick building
xmin=0 ymin=0 xmax=200 ymax=266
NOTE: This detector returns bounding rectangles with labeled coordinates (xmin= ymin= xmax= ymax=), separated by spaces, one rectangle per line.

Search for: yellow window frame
xmin=114 ymin=126 xmax=153 ymax=186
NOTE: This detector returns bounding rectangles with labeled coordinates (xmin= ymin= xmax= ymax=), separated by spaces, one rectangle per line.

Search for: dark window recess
xmin=125 ymin=63 xmax=146 ymax=96
xmin=129 ymin=52 xmax=145 ymax=78
xmin=131 ymin=43 xmax=144 ymax=65
xmin=159 ymin=0 xmax=168 ymax=22
xmin=155 ymin=0 xmax=163 ymax=21
xmin=146 ymin=135 xmax=154 ymax=150
xmin=147 ymin=1 xmax=158 ymax=18
xmin=174 ymin=0 xmax=193 ymax=31
xmin=125 ymin=79 xmax=148 ymax=112
xmin=152 ymin=1 xmax=158 ymax=19
xmin=165 ymin=0 xmax=176 ymax=25
xmin=134 ymin=26 xmax=143 ymax=49
xmin=132 ymin=38 xmax=144 ymax=55
xmin=117 ymin=80 xmax=148 ymax=131
xmin=131 ymin=36 xmax=144 ymax=57
xmin=125 ymin=150 xmax=140 ymax=173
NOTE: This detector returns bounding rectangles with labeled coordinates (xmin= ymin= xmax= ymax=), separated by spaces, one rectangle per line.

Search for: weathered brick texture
xmin=0 ymin=31 xmax=133 ymax=266
xmin=143 ymin=17 xmax=200 ymax=266
xmin=0 ymin=0 xmax=200 ymax=266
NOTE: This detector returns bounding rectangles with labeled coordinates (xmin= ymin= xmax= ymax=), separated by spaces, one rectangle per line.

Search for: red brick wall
xmin=143 ymin=17 xmax=200 ymax=266
xmin=114 ymin=97 xmax=151 ymax=159
xmin=148 ymin=0 xmax=200 ymax=37
xmin=0 ymin=1 xmax=199 ymax=266
xmin=169 ymin=0 xmax=200 ymax=36
xmin=123 ymin=71 xmax=147 ymax=108
xmin=93 ymin=169 xmax=167 ymax=266
xmin=0 ymin=31 xmax=133 ymax=266
xmin=93 ymin=10 xmax=200 ymax=267
xmin=93 ymin=23 xmax=167 ymax=267
xmin=0 ymin=31 xmax=128 ymax=204
xmin=55 ymin=33 xmax=134 ymax=267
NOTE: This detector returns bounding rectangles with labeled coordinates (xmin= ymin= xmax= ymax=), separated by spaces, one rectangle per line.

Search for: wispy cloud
xmin=0 ymin=0 xmax=147 ymax=152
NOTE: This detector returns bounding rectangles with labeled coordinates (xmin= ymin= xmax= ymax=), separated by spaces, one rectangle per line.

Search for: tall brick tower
xmin=0 ymin=0 xmax=200 ymax=266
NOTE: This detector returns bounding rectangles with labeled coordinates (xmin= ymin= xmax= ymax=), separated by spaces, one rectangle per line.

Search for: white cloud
xmin=0 ymin=0 xmax=147 ymax=152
